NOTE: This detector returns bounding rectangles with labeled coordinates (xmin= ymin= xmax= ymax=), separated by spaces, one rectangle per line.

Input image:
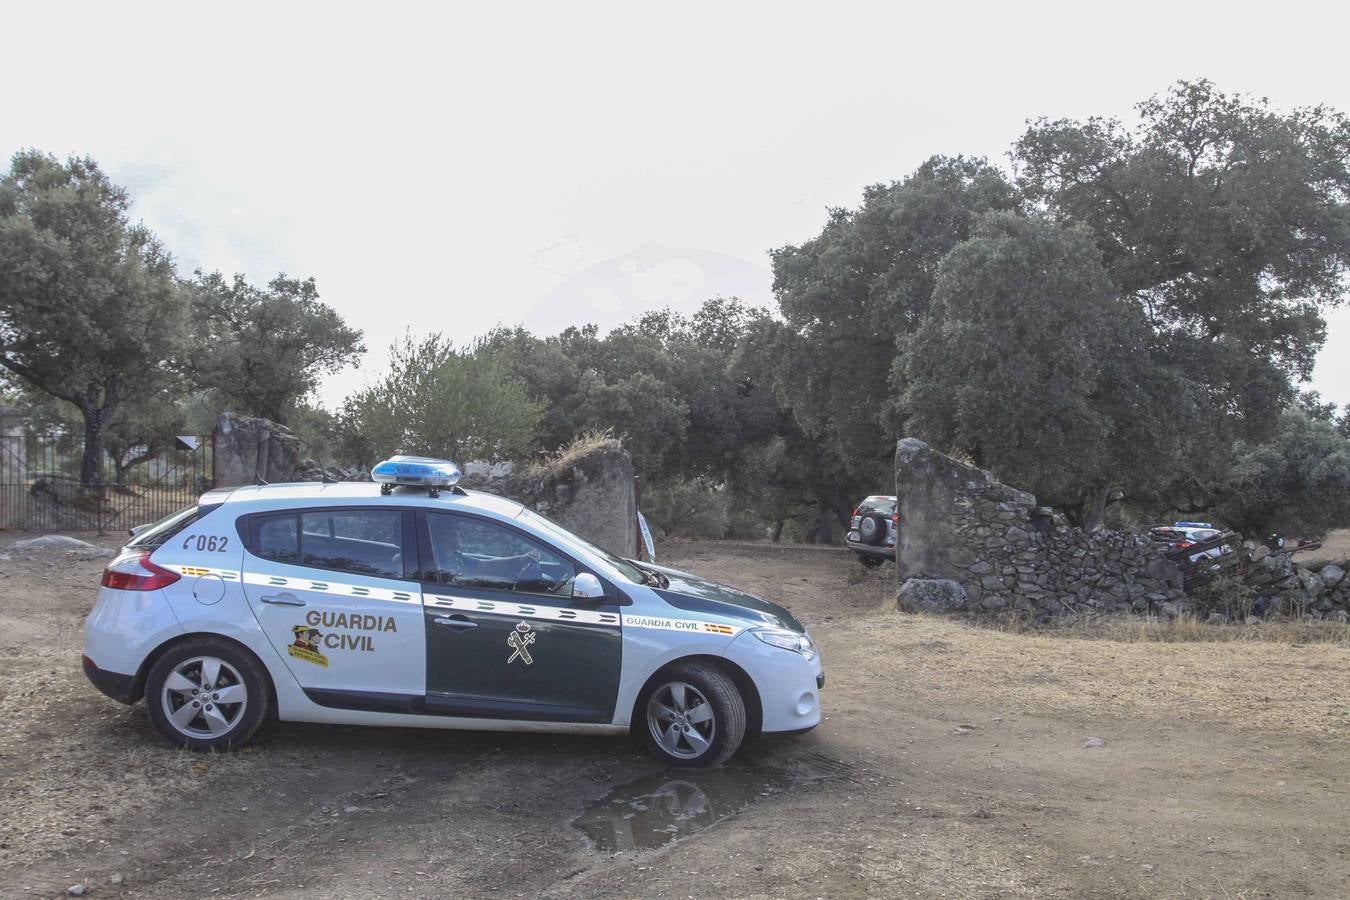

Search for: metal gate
xmin=0 ymin=432 xmax=213 ymax=534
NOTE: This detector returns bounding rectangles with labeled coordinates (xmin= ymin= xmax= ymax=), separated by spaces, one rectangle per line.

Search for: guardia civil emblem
xmin=506 ymin=621 xmax=536 ymax=665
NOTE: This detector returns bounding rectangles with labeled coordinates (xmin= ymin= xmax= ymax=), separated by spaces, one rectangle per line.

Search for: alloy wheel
xmin=160 ymin=655 xmax=248 ymax=739
xmin=646 ymin=680 xmax=716 ymax=760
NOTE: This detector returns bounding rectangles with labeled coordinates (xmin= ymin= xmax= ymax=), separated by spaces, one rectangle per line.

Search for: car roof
xmin=201 ymin=481 xmax=526 ymax=520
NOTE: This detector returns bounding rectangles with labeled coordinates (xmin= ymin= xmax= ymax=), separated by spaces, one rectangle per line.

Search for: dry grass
xmin=1311 ymin=527 xmax=1350 ymax=564
xmin=988 ymin=612 xmax=1350 ymax=644
xmin=0 ymin=642 xmax=254 ymax=868
xmin=526 ymin=430 xmax=622 ymax=478
xmin=827 ymin=612 xmax=1350 ymax=737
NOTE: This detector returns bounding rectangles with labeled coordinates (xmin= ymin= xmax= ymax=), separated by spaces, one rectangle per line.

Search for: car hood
xmin=641 ymin=562 xmax=806 ymax=634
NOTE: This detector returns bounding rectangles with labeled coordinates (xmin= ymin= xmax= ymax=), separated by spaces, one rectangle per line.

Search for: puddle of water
xmin=572 ymin=766 xmax=795 ymax=853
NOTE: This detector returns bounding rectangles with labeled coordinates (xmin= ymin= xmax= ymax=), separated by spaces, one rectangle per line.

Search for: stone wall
xmin=459 ymin=440 xmax=637 ymax=558
xmin=1242 ymin=555 xmax=1350 ymax=621
xmin=893 ymin=438 xmax=1185 ymax=619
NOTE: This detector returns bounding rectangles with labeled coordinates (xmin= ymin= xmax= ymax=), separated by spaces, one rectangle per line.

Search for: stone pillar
xmin=460 ymin=441 xmax=637 ymax=558
xmin=212 ymin=413 xmax=303 ymax=487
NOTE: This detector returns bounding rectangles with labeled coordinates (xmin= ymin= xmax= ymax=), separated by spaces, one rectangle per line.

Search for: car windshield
xmin=515 ymin=508 xmax=645 ymax=585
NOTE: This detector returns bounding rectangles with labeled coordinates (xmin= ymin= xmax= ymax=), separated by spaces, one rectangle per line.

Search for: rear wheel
xmin=639 ymin=663 xmax=746 ymax=769
xmin=857 ymin=554 xmax=884 ymax=569
xmin=145 ymin=638 xmax=270 ymax=751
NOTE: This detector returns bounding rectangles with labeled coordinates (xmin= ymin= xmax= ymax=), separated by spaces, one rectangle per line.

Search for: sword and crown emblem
xmin=506 ymin=621 xmax=536 ymax=665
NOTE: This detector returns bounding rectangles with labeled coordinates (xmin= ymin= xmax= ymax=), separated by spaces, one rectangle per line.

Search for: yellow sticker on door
xmin=288 ymin=625 xmax=330 ymax=667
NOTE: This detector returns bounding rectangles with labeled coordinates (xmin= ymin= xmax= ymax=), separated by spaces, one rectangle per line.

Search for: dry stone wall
xmin=893 ymin=438 xmax=1186 ymax=619
xmin=1243 ymin=554 xmax=1350 ymax=621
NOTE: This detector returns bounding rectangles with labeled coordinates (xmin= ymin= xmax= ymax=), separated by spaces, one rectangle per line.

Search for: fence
xmin=0 ymin=433 xmax=212 ymax=533
xmin=1168 ymin=530 xmax=1325 ymax=591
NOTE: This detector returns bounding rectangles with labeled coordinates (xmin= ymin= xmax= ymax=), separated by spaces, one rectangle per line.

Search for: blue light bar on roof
xmin=1173 ymin=521 xmax=1213 ymax=529
xmin=371 ymin=455 xmax=462 ymax=490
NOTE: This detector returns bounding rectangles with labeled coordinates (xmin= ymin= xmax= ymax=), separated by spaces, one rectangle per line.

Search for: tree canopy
xmin=0 ymin=151 xmax=185 ymax=483
xmin=766 ymin=80 xmax=1350 ymax=530
xmin=187 ymin=271 xmax=364 ymax=424
xmin=900 ymin=213 xmax=1183 ymax=525
xmin=768 ymin=156 xmax=1020 ymax=485
xmin=1215 ymin=407 xmax=1350 ymax=538
xmin=338 ymin=334 xmax=541 ymax=467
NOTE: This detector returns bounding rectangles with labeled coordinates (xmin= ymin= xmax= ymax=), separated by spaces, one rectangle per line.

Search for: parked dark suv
xmin=846 ymin=495 xmax=897 ymax=567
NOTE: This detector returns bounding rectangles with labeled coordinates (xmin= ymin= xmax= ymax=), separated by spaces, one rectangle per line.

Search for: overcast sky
xmin=4 ymin=1 xmax=1348 ymax=409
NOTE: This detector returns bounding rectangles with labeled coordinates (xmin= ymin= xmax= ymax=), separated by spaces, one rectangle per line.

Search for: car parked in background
xmin=846 ymin=495 xmax=897 ymax=567
xmin=1148 ymin=522 xmax=1229 ymax=562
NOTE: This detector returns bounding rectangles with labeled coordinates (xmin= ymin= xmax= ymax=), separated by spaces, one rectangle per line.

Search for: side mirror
xmin=572 ymin=572 xmax=605 ymax=600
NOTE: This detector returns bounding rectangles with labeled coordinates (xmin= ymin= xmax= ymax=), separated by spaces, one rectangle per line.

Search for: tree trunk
xmin=79 ymin=405 xmax=105 ymax=488
xmin=771 ymin=516 xmax=785 ymax=542
xmin=804 ymin=506 xmax=837 ymax=544
xmin=1079 ymin=483 xmax=1112 ymax=532
xmin=76 ymin=376 xmax=121 ymax=489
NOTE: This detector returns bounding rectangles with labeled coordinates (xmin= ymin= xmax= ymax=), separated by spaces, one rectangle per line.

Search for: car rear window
xmin=246 ymin=509 xmax=405 ymax=580
xmin=857 ymin=497 xmax=897 ymax=516
xmin=300 ymin=510 xmax=403 ymax=578
xmin=129 ymin=504 xmax=220 ymax=549
xmin=252 ymin=514 xmax=300 ymax=564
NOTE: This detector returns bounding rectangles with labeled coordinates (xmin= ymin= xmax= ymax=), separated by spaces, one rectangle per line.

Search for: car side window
xmin=426 ymin=513 xmax=576 ymax=596
xmin=253 ymin=514 xmax=299 ymax=564
xmin=300 ymin=510 xmax=403 ymax=579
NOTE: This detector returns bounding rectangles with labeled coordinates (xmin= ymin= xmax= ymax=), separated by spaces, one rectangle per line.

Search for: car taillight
xmin=852 ymin=507 xmax=861 ymax=518
xmin=101 ymin=549 xmax=180 ymax=591
xmin=1176 ymin=540 xmax=1193 ymax=550
xmin=890 ymin=513 xmax=899 ymax=523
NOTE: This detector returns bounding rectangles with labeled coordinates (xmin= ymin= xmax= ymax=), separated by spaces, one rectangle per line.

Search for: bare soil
xmin=1 ymin=535 xmax=1347 ymax=899
xmin=1309 ymin=527 xmax=1350 ymax=566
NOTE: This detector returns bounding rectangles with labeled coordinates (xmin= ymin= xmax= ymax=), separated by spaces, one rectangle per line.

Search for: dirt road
xmin=1 ymin=536 xmax=1347 ymax=898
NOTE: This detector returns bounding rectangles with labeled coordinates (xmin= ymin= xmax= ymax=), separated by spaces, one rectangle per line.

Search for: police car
xmin=82 ymin=456 xmax=823 ymax=768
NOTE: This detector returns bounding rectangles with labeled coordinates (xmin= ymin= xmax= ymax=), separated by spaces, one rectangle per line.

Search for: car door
xmin=241 ymin=506 xmax=427 ymax=712
xmin=417 ymin=510 xmax=622 ymax=723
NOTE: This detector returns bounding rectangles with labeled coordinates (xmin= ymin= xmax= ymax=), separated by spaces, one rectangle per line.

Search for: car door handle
xmin=432 ymin=615 xmax=477 ymax=629
xmin=261 ymin=593 xmax=306 ymax=607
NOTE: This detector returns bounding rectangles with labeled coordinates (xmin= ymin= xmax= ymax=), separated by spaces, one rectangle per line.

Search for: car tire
xmin=638 ymin=662 xmax=746 ymax=769
xmin=860 ymin=514 xmax=887 ymax=545
xmin=144 ymin=637 xmax=270 ymax=752
xmin=858 ymin=554 xmax=884 ymax=569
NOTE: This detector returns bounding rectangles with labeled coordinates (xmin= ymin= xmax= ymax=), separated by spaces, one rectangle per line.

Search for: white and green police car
xmin=83 ymin=457 xmax=823 ymax=767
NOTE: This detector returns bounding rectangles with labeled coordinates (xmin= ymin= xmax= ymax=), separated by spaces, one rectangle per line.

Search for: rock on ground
xmin=12 ymin=535 xmax=98 ymax=552
xmin=896 ymin=578 xmax=969 ymax=614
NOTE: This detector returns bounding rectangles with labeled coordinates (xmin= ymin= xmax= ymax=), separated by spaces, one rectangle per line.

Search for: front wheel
xmin=639 ymin=662 xmax=746 ymax=768
xmin=144 ymin=638 xmax=270 ymax=751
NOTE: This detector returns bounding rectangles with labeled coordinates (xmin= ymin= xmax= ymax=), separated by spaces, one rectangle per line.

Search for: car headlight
xmin=752 ymin=628 xmax=816 ymax=662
